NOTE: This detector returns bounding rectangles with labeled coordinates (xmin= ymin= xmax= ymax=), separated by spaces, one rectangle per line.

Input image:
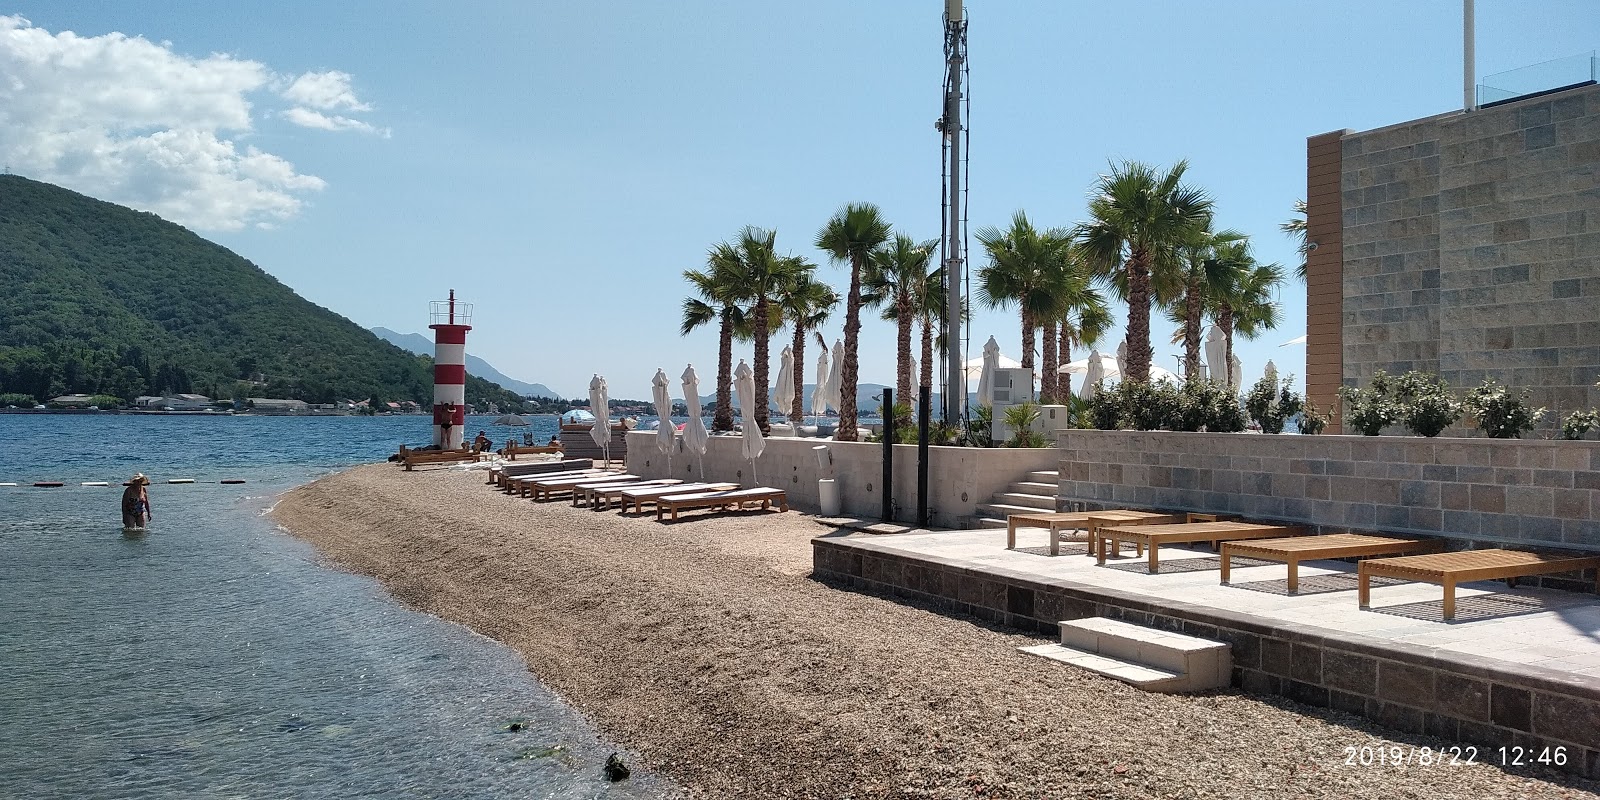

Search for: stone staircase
xmin=973 ymin=469 xmax=1059 ymax=529
xmin=1020 ymin=617 xmax=1232 ymax=692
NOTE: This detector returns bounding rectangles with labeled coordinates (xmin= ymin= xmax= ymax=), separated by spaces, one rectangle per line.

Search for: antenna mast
xmin=939 ymin=0 xmax=968 ymax=424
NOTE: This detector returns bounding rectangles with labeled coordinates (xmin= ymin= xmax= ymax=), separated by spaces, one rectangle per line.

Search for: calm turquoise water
xmin=0 ymin=414 xmax=667 ymax=799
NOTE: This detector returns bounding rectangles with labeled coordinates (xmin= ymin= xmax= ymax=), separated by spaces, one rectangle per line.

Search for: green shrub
xmin=1002 ymin=402 xmax=1049 ymax=447
xmin=1339 ymin=371 xmax=1401 ymax=436
xmin=1299 ymin=403 xmax=1330 ymax=435
xmin=1562 ymin=410 xmax=1598 ymax=441
xmin=1244 ymin=374 xmax=1304 ymax=434
xmin=1394 ymin=371 xmax=1462 ymax=437
xmin=1119 ymin=381 xmax=1180 ymax=431
xmin=1087 ymin=383 xmax=1123 ymax=430
xmin=1463 ymin=379 xmax=1545 ymax=439
xmin=87 ymin=394 xmax=123 ymax=409
xmin=0 ymin=392 xmax=36 ymax=407
xmin=967 ymin=404 xmax=994 ymax=447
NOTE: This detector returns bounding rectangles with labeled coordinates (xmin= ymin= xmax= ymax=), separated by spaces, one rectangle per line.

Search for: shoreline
xmin=271 ymin=464 xmax=1598 ymax=799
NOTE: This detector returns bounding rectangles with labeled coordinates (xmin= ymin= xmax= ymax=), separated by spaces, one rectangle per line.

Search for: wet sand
xmin=272 ymin=464 xmax=1598 ymax=799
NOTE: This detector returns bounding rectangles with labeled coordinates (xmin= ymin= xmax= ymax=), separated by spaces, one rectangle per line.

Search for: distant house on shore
xmin=248 ymin=397 xmax=309 ymax=414
xmin=49 ymin=394 xmax=95 ymax=407
xmin=134 ymin=394 xmax=214 ymax=411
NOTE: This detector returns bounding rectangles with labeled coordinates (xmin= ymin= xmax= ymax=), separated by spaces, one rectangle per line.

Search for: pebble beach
xmin=272 ymin=464 xmax=1600 ymax=799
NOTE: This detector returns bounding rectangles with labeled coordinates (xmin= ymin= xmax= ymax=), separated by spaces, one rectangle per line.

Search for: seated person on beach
xmin=548 ymin=435 xmax=560 ymax=447
xmin=473 ymin=431 xmax=493 ymax=451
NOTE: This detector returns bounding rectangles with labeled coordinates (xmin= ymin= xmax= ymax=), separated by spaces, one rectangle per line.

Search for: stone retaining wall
xmin=813 ymin=537 xmax=1600 ymax=778
xmin=1057 ymin=431 xmax=1600 ymax=557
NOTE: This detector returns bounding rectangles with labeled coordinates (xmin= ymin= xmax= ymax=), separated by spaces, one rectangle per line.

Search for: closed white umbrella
xmin=1058 ymin=352 xmax=1120 ymax=378
xmin=1230 ymin=353 xmax=1243 ymax=390
xmin=1263 ymin=359 xmax=1279 ymax=387
xmin=976 ymin=335 xmax=1002 ymax=408
xmin=824 ymin=339 xmax=844 ymax=413
xmin=733 ymin=360 xmax=765 ymax=481
xmin=963 ymin=348 xmax=1020 ymax=379
xmin=1204 ymin=326 xmax=1226 ymax=386
xmin=1081 ymin=347 xmax=1108 ymax=401
xmin=680 ymin=364 xmax=709 ymax=480
xmin=588 ymin=374 xmax=612 ymax=465
xmin=651 ymin=368 xmax=675 ymax=461
xmin=1115 ymin=341 xmax=1127 ymax=379
xmin=774 ymin=345 xmax=795 ymax=420
xmin=811 ymin=346 xmax=831 ymax=419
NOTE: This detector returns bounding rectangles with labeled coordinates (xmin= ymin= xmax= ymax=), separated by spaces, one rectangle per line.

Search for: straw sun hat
xmin=124 ymin=473 xmax=149 ymax=486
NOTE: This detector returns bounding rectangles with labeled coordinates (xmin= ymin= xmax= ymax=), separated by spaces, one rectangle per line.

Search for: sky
xmin=3 ymin=1 xmax=1598 ymax=401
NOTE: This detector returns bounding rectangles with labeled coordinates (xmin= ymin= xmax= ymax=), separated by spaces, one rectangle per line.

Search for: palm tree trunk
xmin=1220 ymin=306 xmax=1236 ymax=390
xmin=919 ymin=317 xmax=934 ymax=390
xmin=1040 ymin=320 xmax=1058 ymax=403
xmin=837 ymin=254 xmax=864 ymax=442
xmin=789 ymin=326 xmax=806 ymax=424
xmin=1124 ymin=249 xmax=1153 ymax=383
xmin=753 ymin=295 xmax=771 ymax=434
xmin=1183 ymin=277 xmax=1203 ymax=381
xmin=1058 ymin=326 xmax=1074 ymax=402
xmin=714 ymin=311 xmax=735 ymax=431
xmin=896 ymin=297 xmax=913 ymax=408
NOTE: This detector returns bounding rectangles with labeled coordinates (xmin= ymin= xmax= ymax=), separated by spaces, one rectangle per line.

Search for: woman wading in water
xmin=121 ymin=473 xmax=152 ymax=530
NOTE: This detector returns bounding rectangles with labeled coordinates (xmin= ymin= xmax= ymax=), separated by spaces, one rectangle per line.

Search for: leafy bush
xmin=1244 ymin=374 xmax=1304 ymax=434
xmin=1339 ymin=371 xmax=1401 ymax=436
xmin=0 ymin=392 xmax=36 ymax=407
xmin=1120 ymin=381 xmax=1181 ymax=431
xmin=1463 ymin=379 xmax=1545 ymax=439
xmin=87 ymin=394 xmax=123 ymax=408
xmin=1087 ymin=383 xmax=1123 ymax=430
xmin=1562 ymin=410 xmax=1598 ymax=441
xmin=967 ymin=404 xmax=994 ymax=447
xmin=1002 ymin=402 xmax=1049 ymax=447
xmin=1299 ymin=402 xmax=1330 ymax=435
xmin=1394 ymin=371 xmax=1462 ymax=437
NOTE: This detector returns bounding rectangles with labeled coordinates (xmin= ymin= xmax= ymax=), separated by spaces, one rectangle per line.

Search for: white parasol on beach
xmin=1204 ymin=326 xmax=1226 ymax=386
xmin=733 ymin=360 xmax=765 ymax=484
xmin=651 ymin=368 xmax=675 ymax=473
xmin=1230 ymin=353 xmax=1242 ymax=390
xmin=588 ymin=374 xmax=612 ymax=465
xmin=811 ymin=345 xmax=831 ymax=420
xmin=824 ymin=339 xmax=844 ymax=413
xmin=1080 ymin=347 xmax=1108 ymax=401
xmin=975 ymin=335 xmax=1002 ymax=408
xmin=680 ymin=364 xmax=709 ymax=480
xmin=1059 ymin=351 xmax=1120 ymax=377
xmin=1263 ymin=359 xmax=1279 ymax=387
xmin=963 ymin=340 xmax=1021 ymax=379
xmin=1115 ymin=341 xmax=1127 ymax=379
xmin=774 ymin=345 xmax=795 ymax=422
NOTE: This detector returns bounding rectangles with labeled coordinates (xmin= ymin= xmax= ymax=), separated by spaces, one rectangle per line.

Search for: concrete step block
xmin=1019 ymin=644 xmax=1189 ymax=691
xmin=976 ymin=502 xmax=1056 ymax=517
xmin=1008 ymin=481 xmax=1058 ymax=495
xmin=1027 ymin=470 xmax=1061 ymax=483
xmin=1054 ymin=617 xmax=1231 ymax=691
xmin=974 ymin=517 xmax=1008 ymax=529
xmin=991 ymin=492 xmax=1056 ymax=510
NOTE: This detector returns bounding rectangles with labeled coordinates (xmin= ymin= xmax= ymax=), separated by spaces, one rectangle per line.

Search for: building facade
xmin=1306 ymin=83 xmax=1600 ymax=431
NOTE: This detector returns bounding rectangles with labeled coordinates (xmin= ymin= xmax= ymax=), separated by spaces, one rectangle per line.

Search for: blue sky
xmin=4 ymin=1 xmax=1597 ymax=400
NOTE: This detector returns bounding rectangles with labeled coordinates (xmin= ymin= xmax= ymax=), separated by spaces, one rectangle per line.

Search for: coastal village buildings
xmin=1305 ymin=81 xmax=1600 ymax=431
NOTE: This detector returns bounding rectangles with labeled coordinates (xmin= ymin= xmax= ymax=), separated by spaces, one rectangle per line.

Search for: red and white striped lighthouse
xmin=429 ymin=289 xmax=473 ymax=448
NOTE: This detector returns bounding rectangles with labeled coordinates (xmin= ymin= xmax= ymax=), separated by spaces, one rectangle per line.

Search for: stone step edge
xmin=975 ymin=502 xmax=1056 ymax=517
xmin=1060 ymin=617 xmax=1230 ymax=674
xmin=1018 ymin=643 xmax=1185 ymax=689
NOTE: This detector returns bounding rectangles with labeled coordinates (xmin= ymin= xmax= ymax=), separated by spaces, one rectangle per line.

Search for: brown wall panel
xmin=1305 ymin=130 xmax=1346 ymax=432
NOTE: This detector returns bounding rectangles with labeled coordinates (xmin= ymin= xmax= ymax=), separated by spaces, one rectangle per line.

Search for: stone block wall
xmin=1055 ymin=430 xmax=1600 ymax=552
xmin=1334 ymin=83 xmax=1600 ymax=415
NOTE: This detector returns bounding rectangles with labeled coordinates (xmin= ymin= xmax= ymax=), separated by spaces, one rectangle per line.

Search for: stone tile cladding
xmin=1339 ymin=84 xmax=1600 ymax=415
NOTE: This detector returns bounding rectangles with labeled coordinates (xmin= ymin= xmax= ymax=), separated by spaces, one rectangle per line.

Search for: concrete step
xmin=991 ymin=492 xmax=1056 ymax=510
xmin=975 ymin=502 xmax=1055 ymax=518
xmin=974 ymin=517 xmax=1008 ymax=529
xmin=1026 ymin=470 xmax=1060 ymax=484
xmin=1030 ymin=617 xmax=1230 ymax=692
xmin=1020 ymin=644 xmax=1185 ymax=690
xmin=1008 ymin=481 xmax=1058 ymax=495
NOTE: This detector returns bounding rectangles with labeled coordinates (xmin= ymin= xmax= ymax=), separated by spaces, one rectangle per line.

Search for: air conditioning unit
xmin=1034 ymin=404 xmax=1074 ymax=437
xmin=989 ymin=367 xmax=1035 ymax=405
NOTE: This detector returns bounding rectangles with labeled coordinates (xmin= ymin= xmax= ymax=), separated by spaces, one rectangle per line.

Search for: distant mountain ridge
xmin=0 ymin=174 xmax=527 ymax=410
xmin=370 ymin=328 xmax=557 ymax=398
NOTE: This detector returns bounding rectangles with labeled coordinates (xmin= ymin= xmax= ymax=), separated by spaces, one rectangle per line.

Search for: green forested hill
xmin=0 ymin=175 xmax=523 ymax=410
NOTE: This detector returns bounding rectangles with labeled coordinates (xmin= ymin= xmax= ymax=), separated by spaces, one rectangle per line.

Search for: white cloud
xmin=280 ymin=70 xmax=370 ymax=111
xmin=283 ymin=106 xmax=389 ymax=137
xmin=0 ymin=16 xmax=381 ymax=232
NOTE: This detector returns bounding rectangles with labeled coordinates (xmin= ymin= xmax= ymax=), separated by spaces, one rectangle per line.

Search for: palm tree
xmin=773 ymin=260 xmax=836 ymax=424
xmin=1162 ymin=221 xmax=1247 ymax=381
xmin=1057 ymin=300 xmax=1112 ymax=399
xmin=731 ymin=226 xmax=800 ymax=435
xmin=976 ymin=211 xmax=1074 ymax=402
xmin=1281 ymin=199 xmax=1309 ymax=281
xmin=863 ymin=234 xmax=939 ymax=408
xmin=1208 ymin=241 xmax=1286 ymax=389
xmin=816 ymin=203 xmax=892 ymax=442
xmin=1078 ymin=161 xmax=1212 ymax=384
xmin=680 ymin=242 xmax=750 ymax=432
xmin=915 ymin=263 xmax=946 ymax=395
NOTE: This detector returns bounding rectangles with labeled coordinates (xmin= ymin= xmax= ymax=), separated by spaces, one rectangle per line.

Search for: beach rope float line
xmin=6 ymin=479 xmax=247 ymax=487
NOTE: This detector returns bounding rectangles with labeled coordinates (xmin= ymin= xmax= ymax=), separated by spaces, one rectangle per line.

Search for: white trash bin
xmin=818 ymin=478 xmax=841 ymax=516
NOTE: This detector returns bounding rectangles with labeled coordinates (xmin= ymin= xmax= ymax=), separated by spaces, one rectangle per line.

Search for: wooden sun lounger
xmin=573 ymin=479 xmax=682 ymax=508
xmin=1358 ymin=549 xmax=1600 ymax=620
xmin=1003 ymin=510 xmax=1182 ymax=555
xmin=528 ymin=473 xmax=636 ymax=502
xmin=510 ymin=469 xmax=609 ymax=497
xmin=1220 ymin=533 xmax=1445 ymax=593
xmin=1096 ymin=521 xmax=1306 ymax=574
xmin=655 ymin=487 xmax=788 ymax=521
xmin=491 ymin=459 xmax=592 ymax=488
xmin=613 ymin=482 xmax=739 ymax=513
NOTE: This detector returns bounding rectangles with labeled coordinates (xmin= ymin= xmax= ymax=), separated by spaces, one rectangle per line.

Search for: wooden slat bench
xmin=1221 ymin=533 xmax=1445 ymax=593
xmin=573 ymin=479 xmax=683 ymax=509
xmin=499 ymin=442 xmax=563 ymax=460
xmin=1358 ymin=549 xmax=1600 ymax=620
xmin=510 ymin=469 xmax=609 ymax=497
xmin=655 ymin=487 xmax=788 ymax=521
xmin=401 ymin=447 xmax=479 ymax=470
xmin=491 ymin=459 xmax=592 ymax=488
xmin=614 ymin=483 xmax=739 ymax=513
xmin=1004 ymin=510 xmax=1182 ymax=556
xmin=1096 ymin=521 xmax=1306 ymax=574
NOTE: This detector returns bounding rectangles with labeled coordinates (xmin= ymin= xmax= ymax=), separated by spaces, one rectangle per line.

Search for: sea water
xmin=0 ymin=414 xmax=668 ymax=799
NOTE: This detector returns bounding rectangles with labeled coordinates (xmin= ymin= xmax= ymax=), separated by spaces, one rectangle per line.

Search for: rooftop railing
xmin=1477 ymin=50 xmax=1597 ymax=108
